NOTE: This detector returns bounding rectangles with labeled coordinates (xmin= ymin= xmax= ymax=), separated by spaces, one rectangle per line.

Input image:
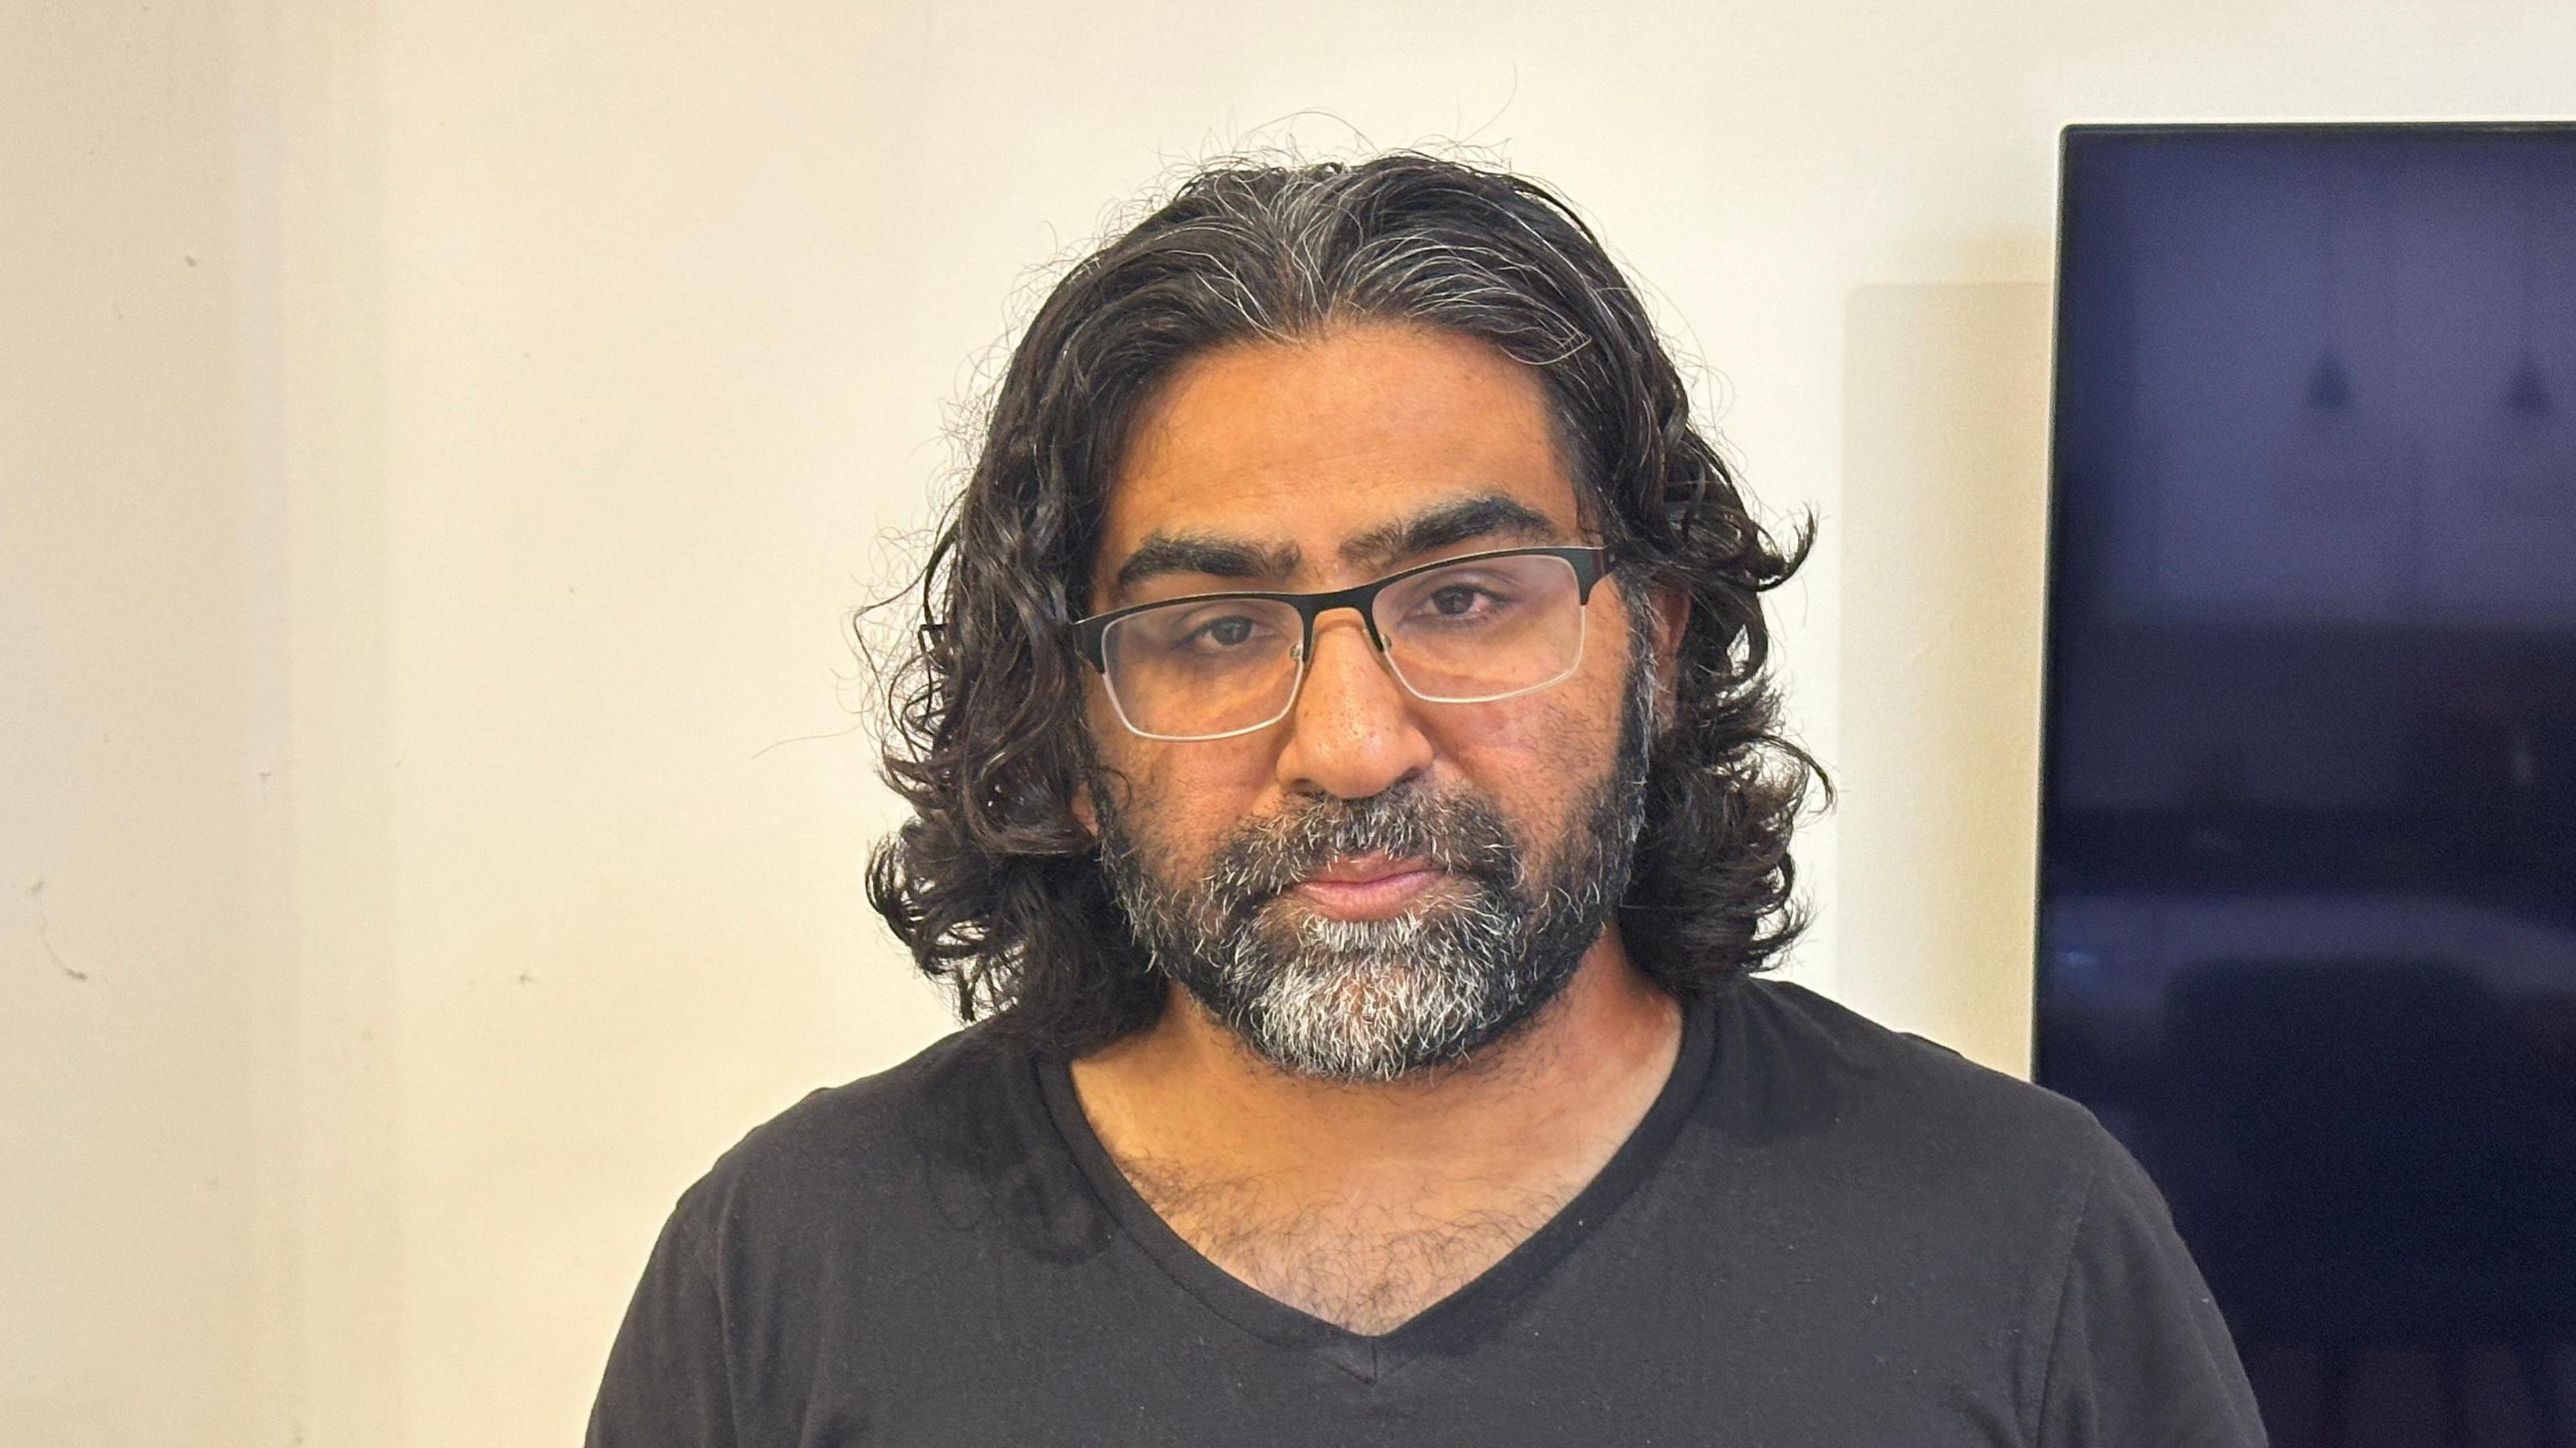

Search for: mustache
xmin=1199 ymin=784 xmax=1525 ymax=911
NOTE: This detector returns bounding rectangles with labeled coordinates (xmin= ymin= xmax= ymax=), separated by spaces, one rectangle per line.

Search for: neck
xmin=1066 ymin=932 xmax=1684 ymax=1331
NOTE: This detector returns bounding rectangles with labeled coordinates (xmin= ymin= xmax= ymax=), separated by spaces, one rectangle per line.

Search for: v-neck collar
xmin=1032 ymin=990 xmax=1719 ymax=1384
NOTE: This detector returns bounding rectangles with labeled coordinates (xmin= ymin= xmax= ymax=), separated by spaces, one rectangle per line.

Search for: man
xmin=589 ymin=154 xmax=2266 ymax=1445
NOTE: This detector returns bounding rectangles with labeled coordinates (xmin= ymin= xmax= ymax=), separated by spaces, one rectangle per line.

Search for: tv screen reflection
xmin=2039 ymin=125 xmax=2576 ymax=1447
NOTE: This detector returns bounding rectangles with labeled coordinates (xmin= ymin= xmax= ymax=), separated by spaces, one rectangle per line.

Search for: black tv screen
xmin=2036 ymin=124 xmax=2576 ymax=1445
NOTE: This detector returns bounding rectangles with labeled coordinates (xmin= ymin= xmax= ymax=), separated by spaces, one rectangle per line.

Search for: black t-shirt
xmin=588 ymin=979 xmax=2267 ymax=1446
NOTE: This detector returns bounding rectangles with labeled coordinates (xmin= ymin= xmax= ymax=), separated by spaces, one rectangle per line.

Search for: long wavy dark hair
xmin=867 ymin=152 xmax=1827 ymax=1056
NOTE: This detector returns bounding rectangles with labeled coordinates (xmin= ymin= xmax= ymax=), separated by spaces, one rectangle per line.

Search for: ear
xmin=1071 ymin=779 xmax=1101 ymax=839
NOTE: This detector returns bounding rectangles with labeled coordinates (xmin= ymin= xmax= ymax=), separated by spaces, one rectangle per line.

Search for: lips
xmin=1287 ymin=852 xmax=1446 ymax=920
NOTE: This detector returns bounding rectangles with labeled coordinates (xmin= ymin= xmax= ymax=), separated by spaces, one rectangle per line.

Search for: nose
xmin=1273 ymin=609 xmax=1434 ymax=801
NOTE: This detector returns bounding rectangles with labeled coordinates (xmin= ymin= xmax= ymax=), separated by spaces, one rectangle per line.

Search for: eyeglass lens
xmin=1097 ymin=552 xmax=1588 ymax=741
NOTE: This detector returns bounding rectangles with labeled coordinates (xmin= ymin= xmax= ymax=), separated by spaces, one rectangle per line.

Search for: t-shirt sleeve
xmin=2034 ymin=1127 xmax=2271 ymax=1447
xmin=587 ymin=1192 xmax=740 ymax=1448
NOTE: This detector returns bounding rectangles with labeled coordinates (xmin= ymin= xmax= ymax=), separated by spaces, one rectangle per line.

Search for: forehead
xmin=1093 ymin=323 xmax=1580 ymax=598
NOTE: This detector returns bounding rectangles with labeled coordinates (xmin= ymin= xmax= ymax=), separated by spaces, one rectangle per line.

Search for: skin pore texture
xmin=1069 ymin=321 xmax=1688 ymax=1337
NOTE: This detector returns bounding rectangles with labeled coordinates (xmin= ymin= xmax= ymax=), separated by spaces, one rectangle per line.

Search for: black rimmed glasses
xmin=1072 ymin=545 xmax=1614 ymax=742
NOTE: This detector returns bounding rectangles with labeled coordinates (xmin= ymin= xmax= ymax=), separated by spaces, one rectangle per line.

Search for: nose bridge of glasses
xmin=1291 ymin=594 xmax=1389 ymax=663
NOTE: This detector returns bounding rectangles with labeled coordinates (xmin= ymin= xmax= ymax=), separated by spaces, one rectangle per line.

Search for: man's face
xmin=1083 ymin=322 xmax=1662 ymax=1080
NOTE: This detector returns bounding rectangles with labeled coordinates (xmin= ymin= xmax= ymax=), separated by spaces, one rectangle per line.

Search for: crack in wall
xmin=26 ymin=877 xmax=89 ymax=983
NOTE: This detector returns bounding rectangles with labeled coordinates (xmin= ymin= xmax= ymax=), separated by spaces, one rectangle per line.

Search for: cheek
xmin=1438 ymin=692 xmax=1617 ymax=781
xmin=1433 ymin=686 xmax=1625 ymax=816
xmin=1426 ymin=612 xmax=1635 ymax=826
xmin=1087 ymin=693 xmax=1281 ymax=858
xmin=1449 ymin=606 xmax=1632 ymax=755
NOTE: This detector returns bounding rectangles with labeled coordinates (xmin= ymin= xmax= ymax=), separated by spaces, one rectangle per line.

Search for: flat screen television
xmin=2036 ymin=123 xmax=2576 ymax=1447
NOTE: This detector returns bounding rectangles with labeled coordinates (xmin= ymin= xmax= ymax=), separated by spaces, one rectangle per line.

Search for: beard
xmin=1093 ymin=619 xmax=1658 ymax=1082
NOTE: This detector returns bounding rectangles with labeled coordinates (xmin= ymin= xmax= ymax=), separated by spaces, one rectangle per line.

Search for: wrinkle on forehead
xmin=1094 ymin=323 xmax=1582 ymax=605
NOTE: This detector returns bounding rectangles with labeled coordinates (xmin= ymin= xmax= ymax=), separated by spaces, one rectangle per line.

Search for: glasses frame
xmin=1071 ymin=544 xmax=1615 ymax=742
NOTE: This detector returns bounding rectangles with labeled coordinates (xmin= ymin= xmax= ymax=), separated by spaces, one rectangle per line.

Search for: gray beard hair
xmin=1095 ymin=620 xmax=1658 ymax=1082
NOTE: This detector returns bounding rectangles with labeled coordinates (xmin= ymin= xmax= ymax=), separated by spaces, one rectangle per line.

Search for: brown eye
xmin=1427 ymin=584 xmax=1489 ymax=617
xmin=1184 ymin=613 xmax=1263 ymax=650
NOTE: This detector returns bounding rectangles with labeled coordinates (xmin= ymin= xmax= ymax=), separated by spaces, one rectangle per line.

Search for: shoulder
xmin=1697 ymin=991 xmax=2262 ymax=1441
xmin=662 ymin=1021 xmax=1088 ymax=1269
xmin=1704 ymin=977 xmax=2121 ymax=1211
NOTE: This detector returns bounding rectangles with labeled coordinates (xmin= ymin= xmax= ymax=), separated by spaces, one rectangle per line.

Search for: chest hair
xmin=1111 ymin=1150 xmax=1580 ymax=1336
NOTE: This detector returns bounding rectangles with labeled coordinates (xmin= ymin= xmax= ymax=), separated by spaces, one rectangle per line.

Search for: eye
xmin=1426 ymin=583 xmax=1493 ymax=617
xmin=1191 ymin=614 xmax=1259 ymax=648
xmin=1402 ymin=572 xmax=1523 ymax=626
xmin=1160 ymin=607 xmax=1281 ymax=655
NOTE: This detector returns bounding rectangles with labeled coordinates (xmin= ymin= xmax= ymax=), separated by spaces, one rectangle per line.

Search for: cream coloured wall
xmin=3 ymin=7 xmax=287 ymax=1443
xmin=8 ymin=1 xmax=2575 ymax=1442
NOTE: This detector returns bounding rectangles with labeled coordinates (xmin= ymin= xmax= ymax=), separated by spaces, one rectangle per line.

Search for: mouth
xmin=1285 ymin=852 xmax=1449 ymax=921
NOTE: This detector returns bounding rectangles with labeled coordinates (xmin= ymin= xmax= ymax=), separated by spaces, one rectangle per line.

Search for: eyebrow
xmin=1105 ymin=491 xmax=1563 ymax=602
xmin=1110 ymin=533 xmax=1303 ymax=597
xmin=1336 ymin=492 xmax=1560 ymax=571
